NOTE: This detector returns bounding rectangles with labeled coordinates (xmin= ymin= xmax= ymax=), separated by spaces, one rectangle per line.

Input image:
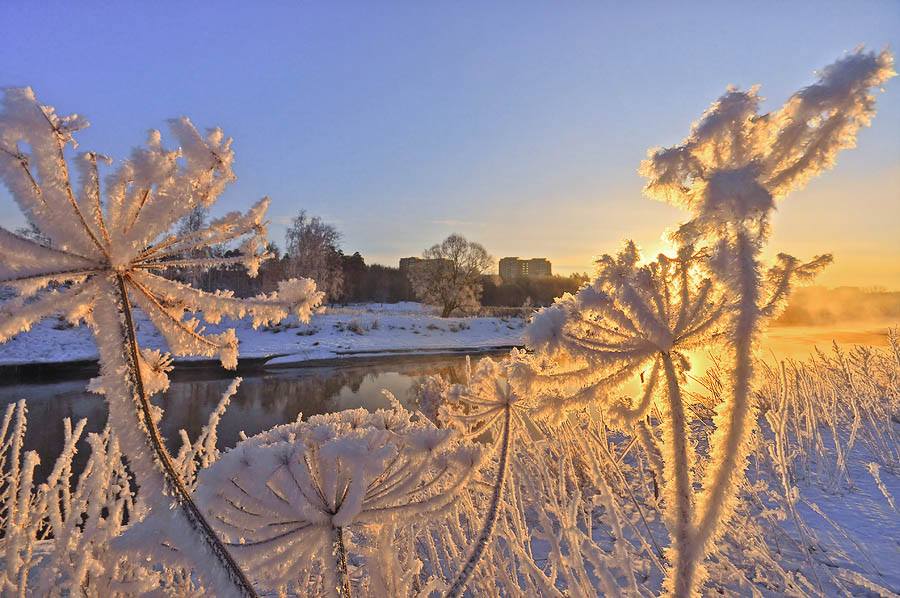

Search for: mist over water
xmin=773 ymin=287 xmax=900 ymax=328
xmin=764 ymin=321 xmax=894 ymax=356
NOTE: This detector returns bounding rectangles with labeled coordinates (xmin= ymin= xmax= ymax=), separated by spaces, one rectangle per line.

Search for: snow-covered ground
xmin=0 ymin=302 xmax=526 ymax=366
xmin=747 ymin=429 xmax=900 ymax=594
xmin=3 ymin=298 xmax=894 ymax=370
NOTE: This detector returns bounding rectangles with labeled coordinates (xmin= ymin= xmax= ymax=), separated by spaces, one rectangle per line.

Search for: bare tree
xmin=285 ymin=210 xmax=344 ymax=301
xmin=175 ymin=206 xmax=210 ymax=288
xmin=408 ymin=234 xmax=492 ymax=317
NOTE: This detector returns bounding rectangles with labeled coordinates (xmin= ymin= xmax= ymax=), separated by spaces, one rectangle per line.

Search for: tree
xmin=408 ymin=234 xmax=492 ymax=317
xmin=285 ymin=211 xmax=344 ymax=302
xmin=340 ymin=251 xmax=367 ymax=303
xmin=174 ymin=205 xmax=210 ymax=288
xmin=361 ymin=263 xmax=413 ymax=303
xmin=481 ymin=273 xmax=588 ymax=308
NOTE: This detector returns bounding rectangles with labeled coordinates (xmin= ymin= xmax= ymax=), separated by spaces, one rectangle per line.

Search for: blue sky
xmin=2 ymin=2 xmax=899 ymax=286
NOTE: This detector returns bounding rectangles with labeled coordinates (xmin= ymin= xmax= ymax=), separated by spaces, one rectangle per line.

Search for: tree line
xmin=156 ymin=209 xmax=585 ymax=315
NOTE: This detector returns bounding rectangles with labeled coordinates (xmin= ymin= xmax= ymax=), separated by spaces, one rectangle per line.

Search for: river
xmin=1 ymin=322 xmax=894 ymax=483
xmin=0 ymin=354 xmax=484 ymax=483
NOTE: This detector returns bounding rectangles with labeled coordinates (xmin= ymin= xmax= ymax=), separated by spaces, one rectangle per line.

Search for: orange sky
xmin=421 ymin=160 xmax=900 ymax=290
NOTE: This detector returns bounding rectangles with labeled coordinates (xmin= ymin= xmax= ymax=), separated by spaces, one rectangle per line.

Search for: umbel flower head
xmin=194 ymin=403 xmax=482 ymax=594
xmin=0 ymin=87 xmax=323 ymax=371
xmin=0 ymin=87 xmax=324 ymax=597
xmin=518 ymin=242 xmax=725 ymax=425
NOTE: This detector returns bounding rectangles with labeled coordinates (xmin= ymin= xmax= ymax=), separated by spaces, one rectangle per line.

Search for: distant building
xmin=499 ymin=257 xmax=552 ymax=282
xmin=398 ymin=257 xmax=422 ymax=273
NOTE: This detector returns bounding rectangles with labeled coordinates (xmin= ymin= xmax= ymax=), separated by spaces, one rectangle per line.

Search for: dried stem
xmin=334 ymin=525 xmax=352 ymax=598
xmin=445 ymin=402 xmax=512 ymax=598
xmin=37 ymin=105 xmax=110 ymax=261
xmin=113 ymin=274 xmax=257 ymax=597
xmin=661 ymin=351 xmax=696 ymax=597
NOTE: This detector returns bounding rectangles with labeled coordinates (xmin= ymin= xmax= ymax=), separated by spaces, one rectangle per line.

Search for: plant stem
xmin=445 ymin=404 xmax=512 ymax=598
xmin=661 ymin=352 xmax=695 ymax=597
xmin=113 ymin=274 xmax=257 ymax=597
xmin=334 ymin=525 xmax=352 ymax=597
xmin=690 ymin=231 xmax=759 ymax=594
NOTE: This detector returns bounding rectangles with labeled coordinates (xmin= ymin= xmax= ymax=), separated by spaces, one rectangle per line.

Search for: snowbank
xmin=0 ymin=303 xmax=526 ymax=367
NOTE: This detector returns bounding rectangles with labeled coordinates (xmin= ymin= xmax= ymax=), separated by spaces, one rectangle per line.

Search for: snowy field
xmin=0 ymin=302 xmax=525 ymax=367
xmin=4 ymin=298 xmax=892 ymax=372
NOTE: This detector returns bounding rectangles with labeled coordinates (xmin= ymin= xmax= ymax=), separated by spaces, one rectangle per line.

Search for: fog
xmin=773 ymin=286 xmax=900 ymax=327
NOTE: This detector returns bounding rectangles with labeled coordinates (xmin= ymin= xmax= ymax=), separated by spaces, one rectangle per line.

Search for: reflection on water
xmin=0 ymin=356 xmax=478 ymax=483
xmin=617 ymin=323 xmax=895 ymax=396
xmin=763 ymin=322 xmax=893 ymax=357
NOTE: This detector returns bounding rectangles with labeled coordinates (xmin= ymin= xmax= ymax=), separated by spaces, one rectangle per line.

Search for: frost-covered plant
xmin=428 ymin=356 xmax=533 ymax=596
xmin=0 ymin=401 xmax=147 ymax=596
xmin=408 ymin=362 xmax=664 ymax=596
xmin=32 ymin=426 xmax=156 ymax=597
xmin=0 ymin=381 xmax=253 ymax=596
xmin=636 ymin=47 xmax=893 ymax=596
xmin=517 ymin=48 xmax=894 ymax=597
xmin=194 ymin=401 xmax=482 ymax=596
xmin=412 ymin=355 xmax=658 ymax=596
xmin=521 ymin=242 xmax=730 ymax=592
xmin=0 ymin=87 xmax=323 ymax=595
xmin=757 ymin=334 xmax=900 ymax=485
xmin=173 ymin=377 xmax=242 ymax=491
xmin=717 ymin=338 xmax=900 ymax=595
xmin=521 ymin=242 xmax=725 ymax=424
xmin=0 ymin=401 xmax=43 ymax=595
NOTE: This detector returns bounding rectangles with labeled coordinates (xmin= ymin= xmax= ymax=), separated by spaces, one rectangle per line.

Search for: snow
xmin=1 ymin=51 xmax=897 ymax=597
xmin=0 ymin=302 xmax=526 ymax=367
xmin=794 ymin=455 xmax=900 ymax=591
xmin=743 ymin=423 xmax=900 ymax=594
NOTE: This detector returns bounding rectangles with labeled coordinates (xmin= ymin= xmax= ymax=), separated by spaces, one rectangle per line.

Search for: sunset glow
xmin=2 ymin=3 xmax=897 ymax=288
xmin=1 ymin=4 xmax=899 ymax=596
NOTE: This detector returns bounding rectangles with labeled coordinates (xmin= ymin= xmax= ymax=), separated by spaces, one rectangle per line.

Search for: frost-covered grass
xmin=1 ymin=340 xmax=897 ymax=596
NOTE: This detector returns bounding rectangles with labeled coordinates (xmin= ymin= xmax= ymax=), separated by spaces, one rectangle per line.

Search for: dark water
xmin=0 ymin=355 xmax=481 ymax=483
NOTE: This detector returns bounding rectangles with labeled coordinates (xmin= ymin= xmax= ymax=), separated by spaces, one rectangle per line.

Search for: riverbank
xmin=3 ymin=299 xmax=894 ymax=381
xmin=0 ymin=344 xmax=521 ymax=383
xmin=0 ymin=302 xmax=525 ymax=380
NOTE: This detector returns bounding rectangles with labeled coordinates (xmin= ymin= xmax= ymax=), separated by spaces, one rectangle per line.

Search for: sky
xmin=1 ymin=2 xmax=899 ymax=288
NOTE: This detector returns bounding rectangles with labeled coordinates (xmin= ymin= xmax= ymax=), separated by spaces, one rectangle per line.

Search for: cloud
xmin=271 ymin=215 xmax=294 ymax=226
xmin=270 ymin=214 xmax=344 ymax=226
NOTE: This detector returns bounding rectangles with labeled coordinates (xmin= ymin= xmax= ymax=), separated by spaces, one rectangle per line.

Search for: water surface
xmin=0 ymin=355 xmax=479 ymax=483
